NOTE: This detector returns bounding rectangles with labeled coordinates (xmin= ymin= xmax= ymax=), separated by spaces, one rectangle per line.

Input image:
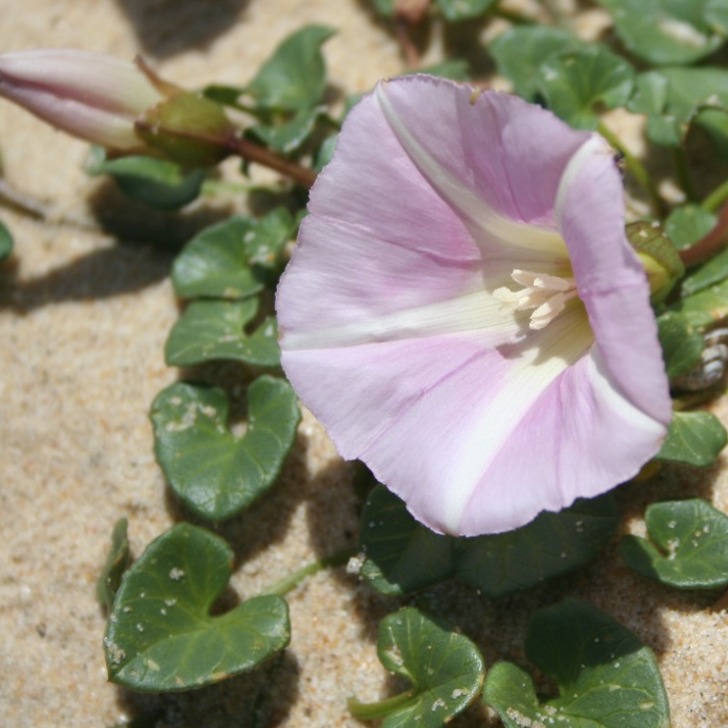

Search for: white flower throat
xmin=493 ymin=269 xmax=579 ymax=330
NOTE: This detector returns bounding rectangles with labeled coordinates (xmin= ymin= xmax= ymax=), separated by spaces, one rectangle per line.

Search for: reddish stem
xmin=679 ymin=203 xmax=728 ymax=268
xmin=225 ymin=135 xmax=317 ymax=189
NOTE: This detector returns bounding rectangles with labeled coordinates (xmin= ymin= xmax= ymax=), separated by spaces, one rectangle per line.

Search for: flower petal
xmin=372 ymin=76 xmax=592 ymax=256
xmin=456 ymin=349 xmax=668 ymax=534
xmin=283 ymin=307 xmax=594 ymax=535
xmin=556 ymin=135 xmax=672 ymax=426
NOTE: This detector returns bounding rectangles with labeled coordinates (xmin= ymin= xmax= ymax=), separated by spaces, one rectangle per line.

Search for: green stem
xmin=347 ymin=691 xmax=417 ymax=720
xmin=200 ymin=178 xmax=257 ymax=197
xmin=597 ymin=121 xmax=664 ymax=219
xmin=262 ymin=547 xmax=357 ymax=597
xmin=702 ymin=177 xmax=728 ymax=214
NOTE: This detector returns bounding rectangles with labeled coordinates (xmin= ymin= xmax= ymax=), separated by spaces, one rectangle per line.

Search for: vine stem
xmin=347 ymin=691 xmax=417 ymax=720
xmin=224 ymin=135 xmax=317 ymax=188
xmin=262 ymin=547 xmax=358 ymax=597
xmin=679 ymin=202 xmax=728 ymax=268
xmin=702 ymin=177 xmax=728 ymax=215
xmin=596 ymin=121 xmax=664 ymax=220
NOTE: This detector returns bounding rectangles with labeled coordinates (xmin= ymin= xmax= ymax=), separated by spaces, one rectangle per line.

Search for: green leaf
xmin=455 ymin=495 xmax=619 ymax=598
xmin=629 ymin=68 xmax=728 ymax=148
xmin=246 ymin=25 xmax=335 ymax=112
xmin=0 ymin=219 xmax=13 ymax=262
xmin=535 ymin=45 xmax=634 ymax=129
xmin=172 ymin=209 xmax=293 ymax=300
xmin=203 ymin=84 xmax=246 ymax=109
xmin=104 ymin=523 xmax=290 ymax=691
xmin=672 ymin=276 xmax=728 ymax=328
xmin=656 ymin=312 xmax=704 ymax=378
xmin=435 ymin=0 xmax=496 ymax=21
xmin=706 ymin=0 xmax=728 ymax=34
xmin=97 ymin=518 xmax=131 ymax=612
xmin=248 ymin=107 xmax=326 ymax=154
xmin=359 ymin=487 xmax=618 ymax=598
xmin=370 ymin=0 xmax=395 ymax=16
xmin=87 ymin=149 xmax=206 ymax=210
xmin=484 ymin=599 xmax=670 ymax=728
xmin=682 ymin=247 xmax=728 ymax=297
xmin=620 ymin=498 xmax=728 ymax=589
xmin=360 ymin=486 xmax=454 ymax=596
xmin=597 ymin=0 xmax=724 ymax=65
xmin=657 ymin=411 xmax=727 ymax=466
xmin=348 ymin=607 xmax=484 ymax=727
xmin=489 ymin=26 xmax=584 ymax=99
xmin=665 ymin=204 xmax=717 ymax=253
xmin=150 ymin=378 xmax=300 ymax=520
xmin=165 ymin=298 xmax=280 ymax=368
xmin=313 ymin=133 xmax=338 ymax=172
xmin=414 ymin=59 xmax=470 ymax=81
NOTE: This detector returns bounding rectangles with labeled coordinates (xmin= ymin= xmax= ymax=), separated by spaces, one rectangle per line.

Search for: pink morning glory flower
xmin=276 ymin=75 xmax=671 ymax=536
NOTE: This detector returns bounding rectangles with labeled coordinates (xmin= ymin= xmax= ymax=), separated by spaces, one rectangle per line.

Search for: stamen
xmin=494 ymin=268 xmax=578 ymax=330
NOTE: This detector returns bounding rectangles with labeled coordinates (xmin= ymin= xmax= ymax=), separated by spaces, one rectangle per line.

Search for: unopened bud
xmin=0 ymin=49 xmax=235 ymax=168
xmin=627 ymin=220 xmax=684 ymax=303
xmin=0 ymin=49 xmax=164 ymax=151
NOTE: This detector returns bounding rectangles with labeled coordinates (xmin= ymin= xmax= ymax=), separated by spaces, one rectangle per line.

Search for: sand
xmin=0 ymin=1 xmax=726 ymax=726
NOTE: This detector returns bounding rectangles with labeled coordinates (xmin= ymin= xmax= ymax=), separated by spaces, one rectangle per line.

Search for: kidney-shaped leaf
xmin=165 ymin=298 xmax=280 ymax=368
xmin=359 ymin=487 xmax=618 ymax=598
xmin=97 ymin=518 xmax=132 ymax=612
xmin=657 ymin=411 xmax=727 ymax=467
xmin=348 ymin=607 xmax=484 ymax=727
xmin=246 ymin=25 xmax=335 ymax=112
xmin=87 ymin=150 xmax=205 ymax=209
xmin=656 ymin=312 xmax=704 ymax=379
xmin=172 ymin=209 xmax=292 ymax=300
xmin=620 ymin=498 xmax=728 ymax=589
xmin=665 ymin=204 xmax=718 ymax=257
xmin=455 ymin=495 xmax=619 ymax=598
xmin=535 ymin=45 xmax=634 ymax=129
xmin=360 ymin=486 xmax=455 ymax=596
xmin=483 ymin=599 xmax=670 ymax=728
xmin=489 ymin=26 xmax=585 ymax=100
xmin=630 ymin=68 xmax=728 ymax=148
xmin=104 ymin=523 xmax=290 ymax=691
xmin=597 ymin=0 xmax=724 ymax=65
xmin=151 ymin=377 xmax=300 ymax=520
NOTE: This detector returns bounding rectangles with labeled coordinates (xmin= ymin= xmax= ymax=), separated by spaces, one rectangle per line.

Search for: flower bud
xmin=627 ymin=220 xmax=685 ymax=303
xmin=0 ymin=49 xmax=165 ymax=151
xmin=0 ymin=49 xmax=236 ymax=167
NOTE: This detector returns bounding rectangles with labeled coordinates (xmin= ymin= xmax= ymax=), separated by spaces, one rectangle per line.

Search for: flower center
xmin=493 ymin=269 xmax=578 ymax=331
